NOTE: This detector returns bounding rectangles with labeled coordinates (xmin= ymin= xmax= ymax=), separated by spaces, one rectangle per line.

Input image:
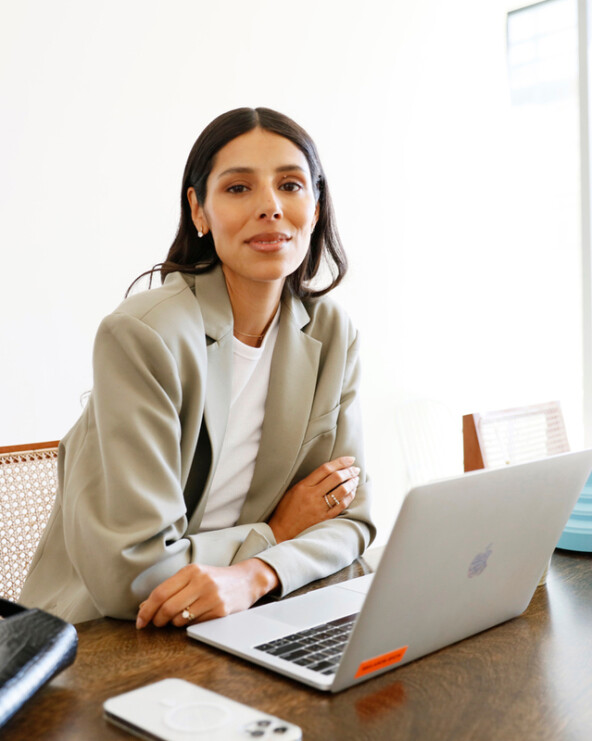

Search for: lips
xmin=245 ymin=232 xmax=292 ymax=252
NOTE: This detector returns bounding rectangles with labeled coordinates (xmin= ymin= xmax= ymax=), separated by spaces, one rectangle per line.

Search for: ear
xmin=311 ymin=201 xmax=320 ymax=233
xmin=187 ymin=187 xmax=209 ymax=235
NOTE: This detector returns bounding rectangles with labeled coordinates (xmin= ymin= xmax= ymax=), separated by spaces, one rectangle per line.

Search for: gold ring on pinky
xmin=181 ymin=608 xmax=196 ymax=621
xmin=324 ymin=494 xmax=333 ymax=510
xmin=330 ymin=493 xmax=340 ymax=507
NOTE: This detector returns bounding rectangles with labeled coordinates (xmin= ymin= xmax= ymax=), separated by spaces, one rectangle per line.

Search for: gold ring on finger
xmin=324 ymin=494 xmax=333 ymax=510
xmin=330 ymin=493 xmax=340 ymax=507
xmin=182 ymin=608 xmax=196 ymax=621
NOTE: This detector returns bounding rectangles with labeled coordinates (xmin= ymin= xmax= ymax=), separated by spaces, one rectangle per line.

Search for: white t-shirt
xmin=199 ymin=312 xmax=280 ymax=531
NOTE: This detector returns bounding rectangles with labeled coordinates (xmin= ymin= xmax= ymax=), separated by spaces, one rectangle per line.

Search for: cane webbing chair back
xmin=0 ymin=441 xmax=59 ymax=601
xmin=463 ymin=402 xmax=569 ymax=472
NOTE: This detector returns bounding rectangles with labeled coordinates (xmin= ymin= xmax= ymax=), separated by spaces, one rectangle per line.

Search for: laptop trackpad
xmin=337 ymin=573 xmax=374 ymax=594
xmin=258 ymin=583 xmax=366 ymax=629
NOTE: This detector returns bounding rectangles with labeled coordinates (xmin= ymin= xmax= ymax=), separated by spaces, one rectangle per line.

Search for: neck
xmin=222 ymin=267 xmax=283 ymax=348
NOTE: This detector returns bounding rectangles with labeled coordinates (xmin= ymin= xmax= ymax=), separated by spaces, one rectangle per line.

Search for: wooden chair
xmin=0 ymin=441 xmax=59 ymax=601
xmin=463 ymin=401 xmax=569 ymax=472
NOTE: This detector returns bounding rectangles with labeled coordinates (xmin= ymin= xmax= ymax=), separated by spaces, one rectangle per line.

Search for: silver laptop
xmin=187 ymin=450 xmax=592 ymax=692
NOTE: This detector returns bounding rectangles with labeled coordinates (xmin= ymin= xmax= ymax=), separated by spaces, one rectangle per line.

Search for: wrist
xmin=241 ymin=558 xmax=280 ymax=601
xmin=268 ymin=519 xmax=287 ymax=544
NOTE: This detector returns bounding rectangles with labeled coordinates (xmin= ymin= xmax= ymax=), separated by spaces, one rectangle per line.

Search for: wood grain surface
xmin=2 ymin=551 xmax=591 ymax=741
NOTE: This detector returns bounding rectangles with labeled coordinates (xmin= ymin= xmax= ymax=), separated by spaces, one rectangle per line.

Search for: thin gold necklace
xmin=234 ymin=310 xmax=277 ymax=346
xmin=234 ymin=329 xmax=266 ymax=340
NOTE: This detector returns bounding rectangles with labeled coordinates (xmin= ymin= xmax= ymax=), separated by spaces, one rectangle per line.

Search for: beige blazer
xmin=20 ymin=267 xmax=375 ymax=623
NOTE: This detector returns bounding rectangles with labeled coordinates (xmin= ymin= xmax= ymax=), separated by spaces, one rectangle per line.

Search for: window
xmin=505 ymin=0 xmax=582 ymax=444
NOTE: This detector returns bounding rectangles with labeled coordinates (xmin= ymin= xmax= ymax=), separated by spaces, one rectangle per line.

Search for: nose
xmin=257 ymin=187 xmax=282 ymax=220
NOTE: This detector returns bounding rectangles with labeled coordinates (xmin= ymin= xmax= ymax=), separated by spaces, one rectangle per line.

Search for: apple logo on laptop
xmin=468 ymin=543 xmax=493 ymax=578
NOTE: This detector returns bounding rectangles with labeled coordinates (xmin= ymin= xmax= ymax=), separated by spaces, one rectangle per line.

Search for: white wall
xmin=1 ymin=0 xmax=583 ymax=543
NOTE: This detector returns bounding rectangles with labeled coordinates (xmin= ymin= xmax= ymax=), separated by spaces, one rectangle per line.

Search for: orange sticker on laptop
xmin=355 ymin=646 xmax=408 ymax=679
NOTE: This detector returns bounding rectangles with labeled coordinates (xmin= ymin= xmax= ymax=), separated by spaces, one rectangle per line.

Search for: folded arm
xmin=136 ymin=331 xmax=375 ymax=627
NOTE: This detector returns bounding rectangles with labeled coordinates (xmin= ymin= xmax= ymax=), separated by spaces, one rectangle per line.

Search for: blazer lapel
xmin=186 ymin=268 xmax=234 ymax=530
xmin=238 ymin=292 xmax=322 ymax=524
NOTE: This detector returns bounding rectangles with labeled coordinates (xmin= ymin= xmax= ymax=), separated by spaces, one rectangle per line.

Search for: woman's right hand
xmin=267 ymin=456 xmax=360 ymax=543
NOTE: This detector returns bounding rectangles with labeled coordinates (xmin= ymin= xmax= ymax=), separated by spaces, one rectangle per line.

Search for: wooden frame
xmin=0 ymin=441 xmax=60 ymax=455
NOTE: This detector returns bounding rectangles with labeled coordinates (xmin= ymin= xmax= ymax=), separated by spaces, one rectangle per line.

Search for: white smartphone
xmin=103 ymin=678 xmax=302 ymax=740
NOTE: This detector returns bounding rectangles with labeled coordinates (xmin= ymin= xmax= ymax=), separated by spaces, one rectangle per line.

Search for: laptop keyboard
xmin=254 ymin=613 xmax=358 ymax=676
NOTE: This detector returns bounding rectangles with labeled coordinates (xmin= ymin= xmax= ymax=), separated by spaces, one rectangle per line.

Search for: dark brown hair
xmin=128 ymin=107 xmax=347 ymax=298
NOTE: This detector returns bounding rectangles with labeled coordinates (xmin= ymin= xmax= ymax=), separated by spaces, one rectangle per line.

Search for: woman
xmin=20 ymin=107 xmax=375 ymax=627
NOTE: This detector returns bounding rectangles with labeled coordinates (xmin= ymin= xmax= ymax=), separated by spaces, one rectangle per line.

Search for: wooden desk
xmin=3 ymin=550 xmax=591 ymax=741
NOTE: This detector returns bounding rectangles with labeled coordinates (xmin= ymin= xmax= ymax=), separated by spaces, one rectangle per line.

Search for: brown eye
xmin=279 ymin=181 xmax=302 ymax=192
xmin=227 ymin=184 xmax=249 ymax=193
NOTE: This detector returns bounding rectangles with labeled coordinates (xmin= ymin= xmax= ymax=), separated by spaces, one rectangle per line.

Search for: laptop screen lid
xmin=331 ymin=448 xmax=592 ymax=691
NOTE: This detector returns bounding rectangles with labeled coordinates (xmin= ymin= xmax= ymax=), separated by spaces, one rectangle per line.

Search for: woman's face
xmin=188 ymin=127 xmax=319 ymax=294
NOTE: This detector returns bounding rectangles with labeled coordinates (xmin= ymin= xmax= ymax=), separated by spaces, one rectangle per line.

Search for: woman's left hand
xmin=135 ymin=558 xmax=279 ymax=629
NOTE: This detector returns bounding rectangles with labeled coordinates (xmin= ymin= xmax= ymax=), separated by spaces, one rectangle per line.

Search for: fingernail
xmin=136 ymin=616 xmax=146 ymax=629
xmin=352 ymin=466 xmax=361 ymax=475
xmin=343 ymin=456 xmax=355 ymax=464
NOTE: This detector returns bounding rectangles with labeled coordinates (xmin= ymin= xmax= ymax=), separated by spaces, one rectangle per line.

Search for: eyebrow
xmin=216 ymin=164 xmax=307 ymax=179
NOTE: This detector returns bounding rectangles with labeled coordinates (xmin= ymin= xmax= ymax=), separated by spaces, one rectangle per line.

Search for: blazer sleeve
xmin=253 ymin=330 xmax=376 ymax=596
xmin=60 ymin=312 xmax=273 ymax=619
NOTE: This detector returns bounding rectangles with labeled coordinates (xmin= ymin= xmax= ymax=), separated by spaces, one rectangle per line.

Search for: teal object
xmin=557 ymin=472 xmax=592 ymax=551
